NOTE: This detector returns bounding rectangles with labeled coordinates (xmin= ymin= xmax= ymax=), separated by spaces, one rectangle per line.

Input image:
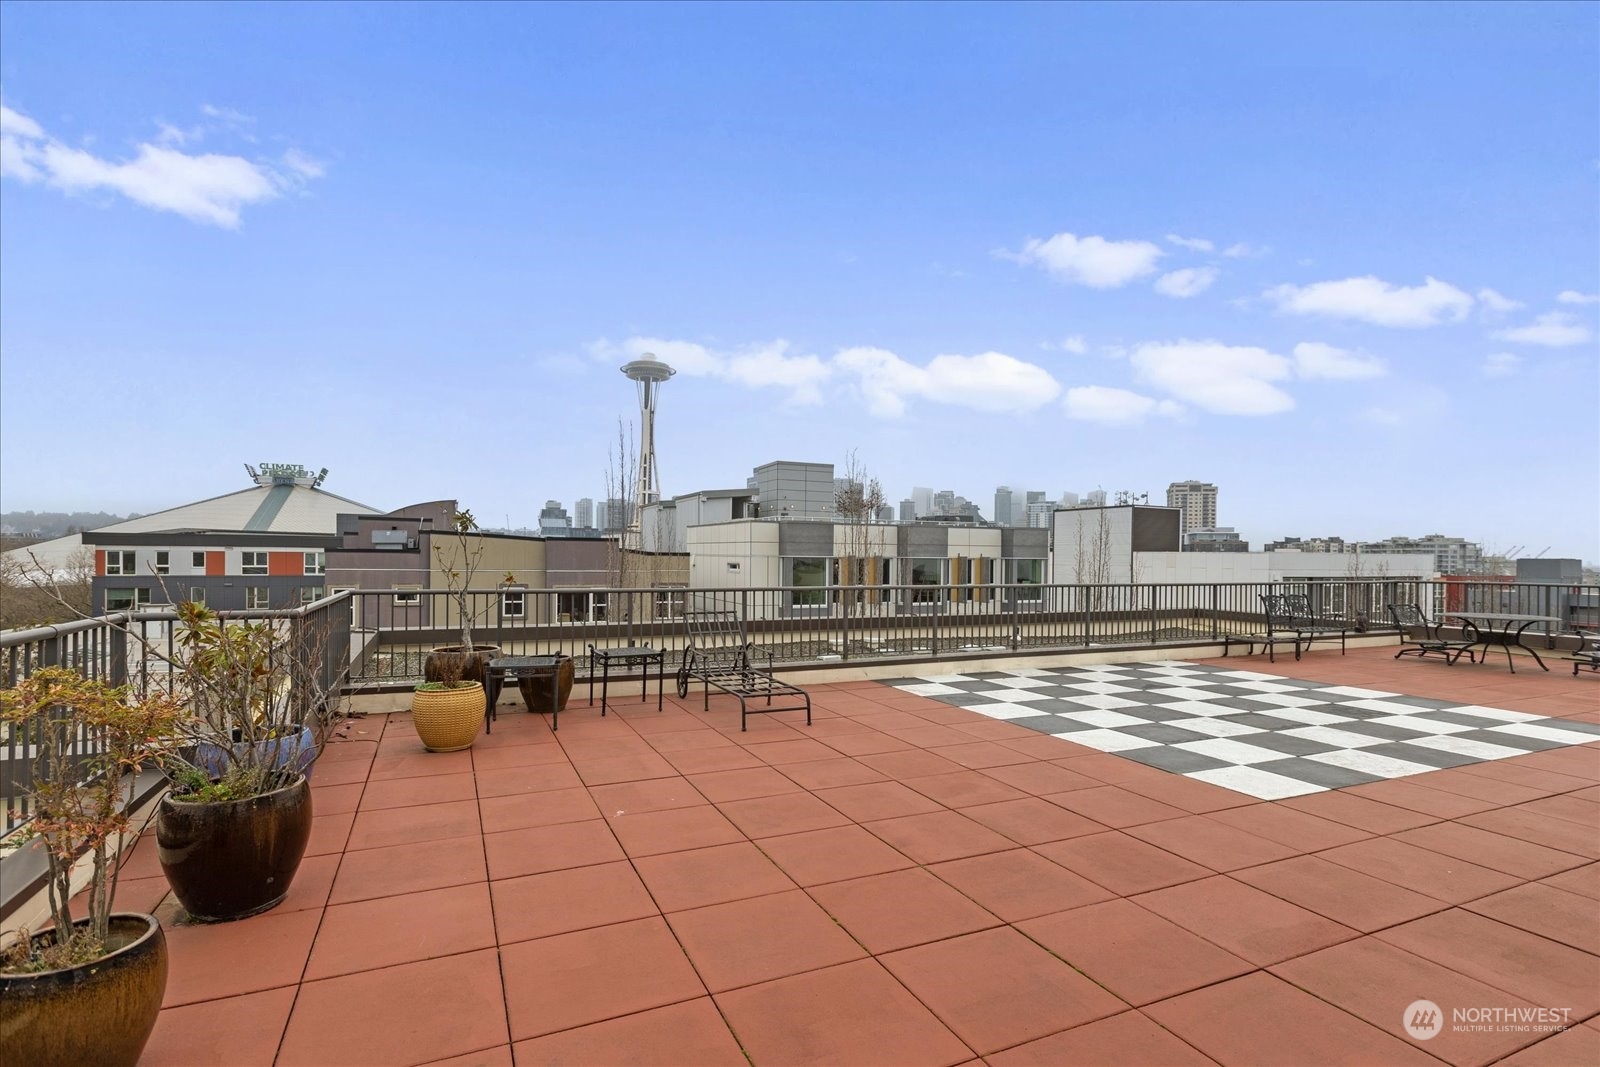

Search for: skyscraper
xmin=1166 ymin=480 xmax=1218 ymax=534
xmin=574 ymin=498 xmax=594 ymax=529
xmin=994 ymin=486 xmax=1014 ymax=528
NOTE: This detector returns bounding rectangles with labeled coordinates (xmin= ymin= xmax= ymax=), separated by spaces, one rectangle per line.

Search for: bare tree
xmin=2 ymin=546 xmax=95 ymax=630
xmin=833 ymin=450 xmax=886 ymax=616
xmin=603 ymin=418 xmax=641 ymax=621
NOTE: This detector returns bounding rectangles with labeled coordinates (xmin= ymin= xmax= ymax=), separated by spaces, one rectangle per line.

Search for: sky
xmin=2 ymin=2 xmax=1597 ymax=560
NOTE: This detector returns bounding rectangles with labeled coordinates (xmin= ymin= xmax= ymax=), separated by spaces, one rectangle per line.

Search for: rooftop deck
xmin=122 ymin=647 xmax=1598 ymax=1066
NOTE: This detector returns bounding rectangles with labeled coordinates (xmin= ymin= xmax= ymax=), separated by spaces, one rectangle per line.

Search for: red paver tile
xmin=306 ymin=881 xmax=495 ymax=980
xmin=115 ymin=833 xmax=164 ymax=881
xmin=958 ymin=796 xmax=1108 ymax=845
xmin=1542 ymin=861 xmax=1600 ymax=900
xmin=347 ymin=797 xmax=480 ymax=851
xmin=904 ymin=769 xmax=1031 ymax=808
xmin=858 ymin=748 xmax=965 ymax=779
xmin=666 ymin=888 xmax=867 ymax=992
xmin=588 ymin=775 xmax=709 ymax=813
xmin=477 ymin=785 xmax=599 ymax=833
xmin=1272 ymin=936 xmax=1549 ymax=1067
xmin=1375 ymin=909 xmax=1600 ymax=1015
xmin=1207 ymin=801 xmax=1372 ymax=851
xmin=1496 ymin=1025 xmax=1600 ymax=1067
xmin=276 ymin=851 xmax=338 ymax=913
xmin=817 ymin=729 xmax=917 ymax=757
xmin=662 ymin=744 xmax=767 ymax=773
xmin=1018 ymin=898 xmax=1253 ymax=1006
xmin=469 ymin=739 xmax=566 ymax=770
xmin=1233 ymin=855 xmax=1449 ymax=932
xmin=716 ymin=791 xmax=850 ymax=837
xmin=1118 ymin=772 xmax=1256 ymax=814
xmin=482 ymin=819 xmax=624 ymax=881
xmin=1512 ymin=793 xmax=1600 ymax=826
xmin=815 ymin=780 xmax=944 ymax=820
xmin=1279 ymin=789 xmax=1440 ymax=833
xmin=510 ymin=998 xmax=745 ymax=1067
xmin=1033 ymin=831 xmax=1213 ymax=896
xmin=1413 ymin=768 xmax=1551 ymax=806
xmin=929 ymin=848 xmax=1114 ymax=921
xmin=929 ymin=740 xmax=1035 ymax=770
xmin=1458 ymin=806 xmax=1600 ymax=860
xmin=310 ymin=781 xmax=365 ymax=814
xmin=500 ymin=916 xmax=707 ymax=1040
xmin=1126 ymin=814 xmax=1302 ymax=872
xmin=755 ymin=823 xmax=915 ymax=886
xmin=811 ymin=866 xmax=1000 ymax=952
xmin=473 ymin=761 xmax=584 ymax=797
xmin=491 ymin=859 xmax=658 ymax=944
xmin=981 ymin=760 xmax=1102 ymax=795
xmin=682 ymin=766 xmax=800 ymax=802
xmin=278 ymin=948 xmax=508 ymax=1066
xmin=647 ymin=728 xmax=746 ymax=753
xmin=329 ymin=832 xmax=488 ymax=904
xmin=864 ymin=809 xmax=1016 ymax=864
xmin=1134 ymin=874 xmax=1359 ymax=965
xmin=881 ymin=926 xmax=1126 ymax=1055
xmin=368 ymin=748 xmax=473 ymax=778
xmin=776 ymin=755 xmax=889 ymax=790
xmin=1342 ymin=778 xmax=1501 ymax=819
xmin=573 ymin=751 xmax=685 ymax=786
xmin=1458 ymin=761 xmax=1596 ymax=795
xmin=1055 ymin=751 xmax=1167 ymax=785
xmin=715 ymin=958 xmax=971 ymax=1067
xmin=142 ymin=985 xmax=296 ymax=1067
xmin=633 ymin=841 xmax=797 ymax=912
xmin=608 ymin=804 xmax=744 ymax=857
xmin=358 ymin=771 xmax=478 ymax=810
xmin=419 ymin=1045 xmax=513 ymax=1066
xmin=746 ymin=737 xmax=839 ymax=765
xmin=1318 ymin=837 xmax=1522 ymax=904
xmin=305 ymin=810 xmax=354 ymax=856
xmin=1144 ymin=971 xmax=1439 ymax=1067
xmin=987 ymin=1009 xmax=1218 ymax=1067
xmin=1045 ymin=784 xmax=1192 ymax=828
xmin=1396 ymin=821 xmax=1590 ymax=879
xmin=161 ymin=906 xmax=321 ymax=1007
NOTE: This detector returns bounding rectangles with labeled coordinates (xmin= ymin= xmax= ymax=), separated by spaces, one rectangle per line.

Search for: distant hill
xmin=0 ymin=510 xmax=134 ymax=538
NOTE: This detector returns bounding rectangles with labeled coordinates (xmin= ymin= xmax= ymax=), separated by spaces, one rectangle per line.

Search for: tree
xmin=432 ymin=506 xmax=488 ymax=654
xmin=603 ymin=418 xmax=641 ymax=622
xmin=2 ymin=546 xmax=95 ymax=630
xmin=833 ymin=449 xmax=886 ymax=616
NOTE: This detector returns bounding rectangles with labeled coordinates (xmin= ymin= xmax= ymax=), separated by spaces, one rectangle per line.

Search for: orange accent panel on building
xmin=206 ymin=552 xmax=225 ymax=576
xmin=95 ymin=550 xmax=106 ymax=576
xmin=268 ymin=551 xmax=303 ymax=577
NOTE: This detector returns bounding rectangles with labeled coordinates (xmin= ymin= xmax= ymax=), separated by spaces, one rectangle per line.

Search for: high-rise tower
xmin=621 ymin=352 xmax=675 ymax=543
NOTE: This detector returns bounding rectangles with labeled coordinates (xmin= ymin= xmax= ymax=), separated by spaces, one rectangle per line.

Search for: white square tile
xmin=1206 ymin=670 xmax=1284 ymax=682
xmin=1170 ymin=717 xmax=1266 ymax=738
xmin=1307 ymin=749 xmax=1436 ymax=779
xmin=900 ymin=682 xmax=964 ymax=697
xmin=1367 ymin=715 xmax=1475 ymax=736
xmin=1337 ymin=698 xmax=1428 ymax=715
xmin=1486 ymin=722 xmax=1599 ymax=745
xmin=1059 ymin=681 xmax=1141 ymax=695
xmin=919 ymin=673 xmax=977 ymax=684
xmin=1050 ymin=728 xmax=1161 ymax=753
xmin=1160 ymin=700 xmax=1254 ymax=718
xmin=1281 ymin=726 xmax=1389 ymax=749
xmin=990 ymin=676 xmax=1056 ymax=689
xmin=1407 ymin=734 xmax=1530 ymax=761
xmin=1232 ymin=693 xmax=1327 ymax=708
xmin=989 ymin=689 xmax=1054 ymax=703
xmin=1055 ymin=709 xmax=1152 ymax=729
xmin=1438 ymin=705 xmax=1543 ymax=723
xmin=964 ymin=702 xmax=1052 ymax=720
xmin=1260 ymin=707 xmax=1355 ymax=727
xmin=1186 ymin=766 xmax=1327 ymax=800
xmin=1144 ymin=687 xmax=1224 ymax=701
xmin=1172 ymin=738 xmax=1286 ymax=765
xmin=1057 ymin=694 xmax=1146 ymax=711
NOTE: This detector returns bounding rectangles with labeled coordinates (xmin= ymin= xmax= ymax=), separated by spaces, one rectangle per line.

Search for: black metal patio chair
xmin=1567 ymin=630 xmax=1600 ymax=676
xmin=1261 ymin=593 xmax=1349 ymax=660
xmin=1386 ymin=603 xmax=1477 ymax=665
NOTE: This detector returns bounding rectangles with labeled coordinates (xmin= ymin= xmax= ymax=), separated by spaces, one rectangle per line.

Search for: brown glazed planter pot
xmin=157 ymin=775 xmax=313 ymax=922
xmin=0 ymin=913 xmax=167 ymax=1067
xmin=425 ymin=644 xmax=501 ymax=685
xmin=520 ymin=654 xmax=575 ymax=712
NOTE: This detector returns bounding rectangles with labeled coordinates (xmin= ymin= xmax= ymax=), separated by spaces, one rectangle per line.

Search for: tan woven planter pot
xmin=411 ymin=682 xmax=484 ymax=752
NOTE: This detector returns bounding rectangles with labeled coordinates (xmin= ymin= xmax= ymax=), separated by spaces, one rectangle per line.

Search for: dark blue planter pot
xmin=194 ymin=725 xmax=317 ymax=778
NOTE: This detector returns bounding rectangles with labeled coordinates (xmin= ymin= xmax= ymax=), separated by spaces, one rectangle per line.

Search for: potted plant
xmin=1 ymin=668 xmax=186 ymax=1067
xmin=412 ymin=507 xmax=497 ymax=751
xmin=154 ymin=601 xmax=339 ymax=922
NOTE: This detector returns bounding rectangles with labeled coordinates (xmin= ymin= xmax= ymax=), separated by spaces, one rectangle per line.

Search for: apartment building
xmin=1166 ymin=480 xmax=1218 ymax=534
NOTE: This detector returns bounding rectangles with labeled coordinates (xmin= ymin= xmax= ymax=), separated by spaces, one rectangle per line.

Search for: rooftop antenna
xmin=620 ymin=351 xmax=675 ymax=545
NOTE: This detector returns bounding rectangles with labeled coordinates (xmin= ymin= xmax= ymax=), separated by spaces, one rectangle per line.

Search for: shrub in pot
xmin=0 ymin=668 xmax=186 ymax=1067
xmin=413 ymin=506 xmax=495 ymax=749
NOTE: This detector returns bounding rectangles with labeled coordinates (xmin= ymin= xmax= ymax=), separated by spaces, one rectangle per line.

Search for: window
xmin=105 ymin=588 xmax=152 ymax=610
xmin=392 ymin=586 xmax=421 ymax=606
xmin=1010 ymin=559 xmax=1044 ymax=586
xmin=245 ymin=587 xmax=271 ymax=609
xmin=304 ymin=550 xmax=325 ymax=576
xmin=105 ymin=551 xmax=136 ymax=575
xmin=788 ymin=557 xmax=828 ymax=607
xmin=299 ymin=586 xmax=325 ymax=604
xmin=654 ymin=588 xmax=686 ymax=620
xmin=500 ymin=588 xmax=526 ymax=618
xmin=907 ymin=558 xmax=945 ymax=602
xmin=192 ymin=551 xmax=206 ymax=568
xmin=154 ymin=551 xmax=170 ymax=575
xmin=188 ymin=587 xmax=206 ymax=605
xmin=242 ymin=551 xmax=268 ymax=575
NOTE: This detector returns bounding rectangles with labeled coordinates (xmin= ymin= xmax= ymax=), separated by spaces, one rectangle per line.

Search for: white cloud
xmin=1223 ymin=243 xmax=1267 ymax=258
xmin=1476 ymin=288 xmax=1523 ymax=314
xmin=1003 ymin=231 xmax=1163 ymax=289
xmin=1130 ymin=339 xmax=1294 ymax=415
xmin=281 ymin=148 xmax=325 ymax=180
xmin=835 ymin=347 xmax=1061 ymax=417
xmin=1264 ymin=275 xmax=1474 ymax=327
xmin=1557 ymin=290 xmax=1600 ymax=305
xmin=1166 ymin=234 xmax=1214 ymax=252
xmin=1482 ymin=353 xmax=1521 ymax=378
xmin=200 ymin=104 xmax=255 ymax=125
xmin=0 ymin=102 xmax=320 ymax=228
xmin=587 ymin=337 xmax=832 ymax=403
xmin=1292 ymin=341 xmax=1386 ymax=380
xmin=1063 ymin=386 xmax=1183 ymax=424
xmin=1154 ymin=266 xmax=1219 ymax=299
xmin=1491 ymin=312 xmax=1593 ymax=348
xmin=1041 ymin=335 xmax=1088 ymax=354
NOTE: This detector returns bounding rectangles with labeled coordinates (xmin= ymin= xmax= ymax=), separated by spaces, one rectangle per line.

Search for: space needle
xmin=621 ymin=352 xmax=675 ymax=544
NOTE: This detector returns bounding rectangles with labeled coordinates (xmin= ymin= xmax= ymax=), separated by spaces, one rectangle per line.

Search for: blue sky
xmin=2 ymin=2 xmax=1596 ymax=560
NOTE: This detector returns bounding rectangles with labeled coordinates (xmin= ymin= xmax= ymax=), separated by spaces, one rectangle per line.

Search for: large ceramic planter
xmin=520 ymin=654 xmax=576 ymax=713
xmin=194 ymin=724 xmax=318 ymax=778
xmin=424 ymin=644 xmax=501 ymax=685
xmin=412 ymin=682 xmax=485 ymax=752
xmin=157 ymin=776 xmax=312 ymax=922
xmin=0 ymin=913 xmax=167 ymax=1067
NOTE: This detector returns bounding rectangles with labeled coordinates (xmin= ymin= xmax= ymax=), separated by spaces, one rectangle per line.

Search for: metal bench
xmin=1569 ymin=631 xmax=1600 ymax=676
xmin=1222 ymin=631 xmax=1303 ymax=663
xmin=675 ymin=610 xmax=812 ymax=731
xmin=1261 ymin=593 xmax=1349 ymax=661
xmin=1386 ymin=603 xmax=1477 ymax=666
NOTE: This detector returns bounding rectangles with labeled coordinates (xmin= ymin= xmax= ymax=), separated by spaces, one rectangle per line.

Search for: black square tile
xmin=1252 ymin=757 xmax=1383 ymax=790
xmin=1231 ymin=732 xmax=1341 ymax=757
xmin=1223 ymin=713 xmax=1306 ymax=731
xmin=1456 ymin=728 xmax=1563 ymax=752
xmin=1116 ymin=723 xmax=1215 ymax=745
xmin=1332 ymin=721 xmax=1433 ymax=742
xmin=1362 ymin=742 xmax=1480 ymax=769
xmin=1117 ymin=747 xmax=1234 ymax=773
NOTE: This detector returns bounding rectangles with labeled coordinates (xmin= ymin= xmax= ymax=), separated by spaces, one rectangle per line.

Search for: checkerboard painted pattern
xmin=886 ymin=662 xmax=1600 ymax=800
